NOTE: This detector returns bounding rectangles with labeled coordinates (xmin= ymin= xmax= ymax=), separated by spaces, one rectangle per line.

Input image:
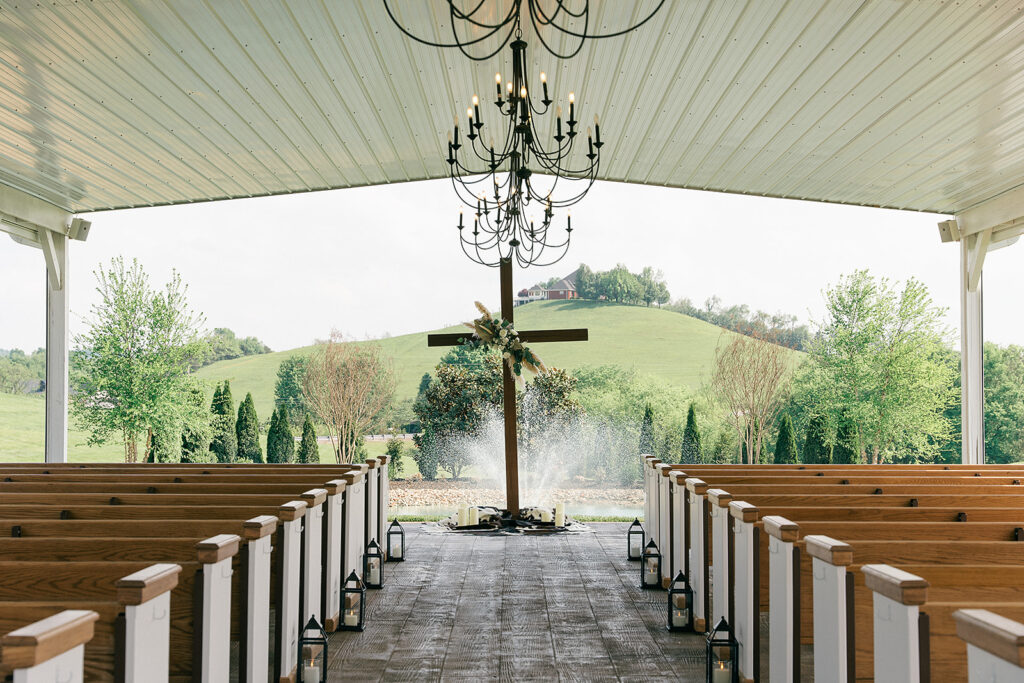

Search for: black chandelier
xmin=383 ymin=0 xmax=665 ymax=60
xmin=447 ymin=36 xmax=600 ymax=267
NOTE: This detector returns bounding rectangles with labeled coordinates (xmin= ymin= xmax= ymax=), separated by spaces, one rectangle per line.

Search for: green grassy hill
xmin=0 ymin=300 xmax=774 ymax=461
xmin=194 ymin=300 xmax=739 ymax=418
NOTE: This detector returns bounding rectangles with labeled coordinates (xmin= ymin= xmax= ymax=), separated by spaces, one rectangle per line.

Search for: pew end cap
xmin=707 ymin=489 xmax=733 ymax=507
xmin=954 ymin=608 xmax=1024 ymax=668
xmin=301 ymin=488 xmax=328 ymax=507
xmin=279 ymin=500 xmax=308 ymax=522
xmin=0 ymin=609 xmax=99 ymax=669
xmin=729 ymin=500 xmax=760 ymax=523
xmin=804 ymin=534 xmax=853 ymax=566
xmin=861 ymin=564 xmax=928 ymax=605
xmin=242 ymin=515 xmax=278 ymax=540
xmin=684 ymin=478 xmax=708 ymax=495
xmin=116 ymin=562 xmax=182 ymax=605
xmin=763 ymin=515 xmax=799 ymax=542
xmin=195 ymin=533 xmax=241 ymax=564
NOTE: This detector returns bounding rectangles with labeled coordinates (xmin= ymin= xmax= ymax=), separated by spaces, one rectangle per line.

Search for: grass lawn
xmin=194 ymin=300 xmax=743 ymax=419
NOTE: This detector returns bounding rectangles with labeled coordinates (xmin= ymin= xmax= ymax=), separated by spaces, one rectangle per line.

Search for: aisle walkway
xmin=330 ymin=522 xmax=707 ymax=682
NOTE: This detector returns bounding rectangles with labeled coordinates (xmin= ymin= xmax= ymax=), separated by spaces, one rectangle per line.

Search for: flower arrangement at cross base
xmin=461 ymin=302 xmax=547 ymax=382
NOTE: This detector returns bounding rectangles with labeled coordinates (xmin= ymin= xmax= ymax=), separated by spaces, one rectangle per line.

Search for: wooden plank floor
xmin=329 ymin=522 xmax=707 ymax=682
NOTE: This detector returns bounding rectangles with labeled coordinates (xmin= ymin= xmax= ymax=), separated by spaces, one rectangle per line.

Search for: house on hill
xmin=515 ymin=268 xmax=580 ymax=306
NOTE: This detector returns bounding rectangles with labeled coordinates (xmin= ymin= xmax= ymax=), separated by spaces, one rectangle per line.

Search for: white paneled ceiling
xmin=1 ymin=0 xmax=1023 ymax=215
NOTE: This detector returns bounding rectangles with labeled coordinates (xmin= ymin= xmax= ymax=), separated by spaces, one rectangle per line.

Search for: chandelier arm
xmin=446 ymin=0 xmax=517 ymax=30
xmin=382 ymin=0 xmax=511 ymax=53
xmin=542 ymin=0 xmax=666 ymax=41
xmin=527 ymin=1 xmax=586 ymax=60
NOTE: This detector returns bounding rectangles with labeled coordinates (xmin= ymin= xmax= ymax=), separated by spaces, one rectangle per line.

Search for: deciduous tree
xmin=712 ymin=332 xmax=791 ymax=464
xmin=302 ymin=331 xmax=396 ymax=464
xmin=70 ymin=257 xmax=206 ymax=462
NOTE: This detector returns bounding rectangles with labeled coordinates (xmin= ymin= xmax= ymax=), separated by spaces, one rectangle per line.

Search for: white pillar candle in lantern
xmin=457 ymin=506 xmax=467 ymax=526
xmin=541 ymin=509 xmax=553 ymax=523
xmin=469 ymin=507 xmax=479 ymax=525
xmin=554 ymin=502 xmax=565 ymax=527
xmin=368 ymin=557 xmax=381 ymax=585
xmin=344 ymin=608 xmax=359 ymax=627
xmin=712 ymin=660 xmax=731 ymax=683
xmin=303 ymin=665 xmax=321 ymax=682
xmin=391 ymin=543 xmax=402 ymax=559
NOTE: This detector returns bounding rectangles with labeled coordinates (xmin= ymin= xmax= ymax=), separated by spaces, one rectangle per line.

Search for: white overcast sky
xmin=1 ymin=178 xmax=1022 ymax=352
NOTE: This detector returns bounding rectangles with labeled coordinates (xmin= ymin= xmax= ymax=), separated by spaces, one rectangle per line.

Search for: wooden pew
xmin=1 ymin=610 xmax=101 ymax=683
xmin=953 ymin=609 xmax=1024 ymax=682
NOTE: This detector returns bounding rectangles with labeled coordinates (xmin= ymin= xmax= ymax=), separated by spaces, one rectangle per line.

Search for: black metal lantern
xmin=340 ymin=571 xmax=365 ymax=632
xmin=705 ymin=617 xmax=739 ymax=683
xmin=641 ymin=539 xmax=662 ymax=589
xmin=364 ymin=539 xmax=384 ymax=588
xmin=627 ymin=518 xmax=644 ymax=561
xmin=298 ymin=616 xmax=328 ymax=683
xmin=667 ymin=572 xmax=694 ymax=632
xmin=386 ymin=519 xmax=405 ymax=562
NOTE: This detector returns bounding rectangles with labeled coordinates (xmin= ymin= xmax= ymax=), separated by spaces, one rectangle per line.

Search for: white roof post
xmin=43 ymin=228 xmax=69 ymax=463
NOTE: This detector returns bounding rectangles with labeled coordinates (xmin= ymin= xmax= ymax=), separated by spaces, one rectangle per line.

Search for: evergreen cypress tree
xmin=266 ymin=407 xmax=281 ymax=463
xmin=298 ymin=413 xmax=319 ymax=464
xmin=639 ymin=404 xmax=655 ymax=454
xmin=680 ymin=403 xmax=702 ymax=464
xmin=833 ymin=413 xmax=860 ymax=464
xmin=235 ymin=392 xmax=263 ymax=463
xmin=278 ymin=404 xmax=295 ymax=463
xmin=802 ymin=414 xmax=833 ymax=465
xmin=774 ymin=413 xmax=798 ymax=464
xmin=209 ymin=381 xmax=237 ymax=462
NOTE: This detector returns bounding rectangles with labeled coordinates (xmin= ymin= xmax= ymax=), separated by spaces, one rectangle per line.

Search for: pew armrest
xmin=954 ymin=608 xmax=1024 ymax=668
xmin=279 ymin=500 xmax=308 ymax=522
xmin=195 ymin=534 xmax=241 ymax=564
xmin=861 ymin=564 xmax=928 ymax=605
xmin=325 ymin=479 xmax=347 ymax=495
xmin=763 ymin=515 xmax=799 ymax=542
xmin=804 ymin=535 xmax=853 ymax=566
xmin=117 ymin=563 xmax=182 ymax=606
xmin=341 ymin=472 xmax=363 ymax=485
xmin=685 ymin=478 xmax=708 ymax=495
xmin=707 ymin=489 xmax=733 ymax=508
xmin=729 ymin=501 xmax=759 ymax=523
xmin=243 ymin=515 xmax=278 ymax=540
xmin=301 ymin=488 xmax=328 ymax=507
xmin=0 ymin=609 xmax=99 ymax=669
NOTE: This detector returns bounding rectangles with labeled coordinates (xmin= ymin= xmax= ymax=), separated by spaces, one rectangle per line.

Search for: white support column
xmin=324 ymin=481 xmax=346 ymax=632
xmin=277 ymin=502 xmax=306 ymax=683
xmin=730 ymin=502 xmax=760 ymax=683
xmin=0 ymin=186 xmax=75 ymax=464
xmin=242 ymin=516 xmax=277 ymax=683
xmin=657 ymin=464 xmax=672 ymax=585
xmin=955 ymin=609 xmax=1024 ymax=683
xmin=116 ymin=563 xmax=182 ymax=683
xmin=686 ymin=477 xmax=709 ymax=632
xmin=42 ymin=228 xmax=69 ymax=463
xmin=805 ymin=535 xmax=854 ymax=683
xmin=707 ymin=489 xmax=734 ymax=623
xmin=195 ymin=535 xmax=241 ymax=683
xmin=961 ymin=232 xmax=986 ymax=465
xmin=862 ymin=565 xmax=928 ymax=683
xmin=670 ymin=472 xmax=687 ymax=581
xmin=300 ymin=488 xmax=327 ymax=627
xmin=1 ymin=610 xmax=98 ymax=683
xmin=765 ymin=516 xmax=800 ymax=683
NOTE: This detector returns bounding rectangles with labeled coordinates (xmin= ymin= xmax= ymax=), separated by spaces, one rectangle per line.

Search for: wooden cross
xmin=427 ymin=258 xmax=588 ymax=515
